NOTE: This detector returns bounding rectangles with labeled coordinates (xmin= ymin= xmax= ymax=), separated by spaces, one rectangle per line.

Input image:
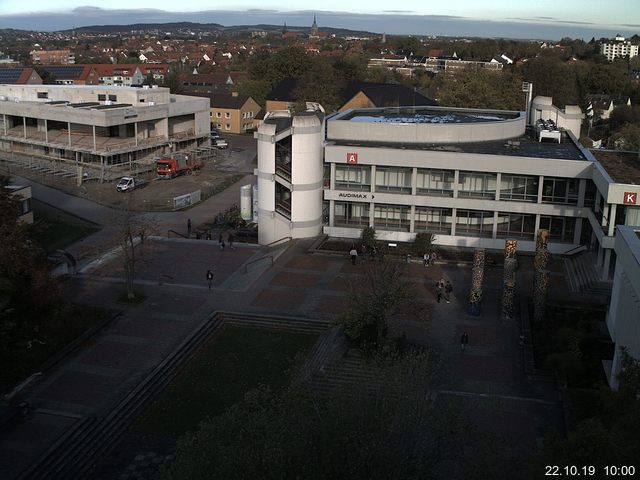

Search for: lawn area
xmin=0 ymin=304 xmax=107 ymax=392
xmin=31 ymin=200 xmax=100 ymax=253
xmin=132 ymin=326 xmax=318 ymax=438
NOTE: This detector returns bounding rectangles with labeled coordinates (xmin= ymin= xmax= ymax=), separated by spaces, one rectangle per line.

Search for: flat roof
xmin=591 ymin=150 xmax=640 ymax=185
xmin=330 ymin=128 xmax=586 ymax=161
xmin=342 ymin=107 xmax=519 ymax=124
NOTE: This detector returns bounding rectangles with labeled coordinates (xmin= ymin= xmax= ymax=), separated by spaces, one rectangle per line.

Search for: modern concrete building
xmin=605 ymin=225 xmax=640 ymax=390
xmin=255 ymin=97 xmax=640 ymax=283
xmin=0 ymin=84 xmax=210 ymax=181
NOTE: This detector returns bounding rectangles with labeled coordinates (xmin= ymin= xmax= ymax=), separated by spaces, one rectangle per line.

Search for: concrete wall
xmin=530 ymin=96 xmax=583 ymax=138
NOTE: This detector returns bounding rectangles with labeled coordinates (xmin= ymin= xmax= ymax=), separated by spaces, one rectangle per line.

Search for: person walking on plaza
xmin=444 ymin=280 xmax=453 ymax=303
xmin=219 ymin=233 xmax=225 ymax=251
xmin=430 ymin=251 xmax=437 ymax=265
xmin=350 ymin=246 xmax=358 ymax=265
xmin=460 ymin=331 xmax=469 ymax=351
xmin=187 ymin=218 xmax=192 ymax=237
xmin=423 ymin=252 xmax=429 ymax=267
xmin=435 ymin=281 xmax=444 ymax=303
xmin=206 ymin=269 xmax=213 ymax=289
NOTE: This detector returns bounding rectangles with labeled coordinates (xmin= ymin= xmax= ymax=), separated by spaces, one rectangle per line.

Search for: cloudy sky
xmin=1 ymin=0 xmax=639 ymax=39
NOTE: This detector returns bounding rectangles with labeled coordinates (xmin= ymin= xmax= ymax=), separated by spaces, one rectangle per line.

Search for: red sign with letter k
xmin=623 ymin=192 xmax=637 ymax=205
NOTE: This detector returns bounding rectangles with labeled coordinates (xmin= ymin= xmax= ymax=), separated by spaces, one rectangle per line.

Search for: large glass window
xmin=539 ymin=216 xmax=576 ymax=243
xmin=334 ymin=202 xmax=370 ymax=227
xmin=458 ymin=171 xmax=497 ymax=199
xmin=335 ymin=165 xmax=371 ymax=191
xmin=415 ymin=207 xmax=452 ymax=234
xmin=496 ymin=212 xmax=536 ymax=239
xmin=542 ymin=177 xmax=578 ymax=205
xmin=374 ymin=204 xmax=411 ymax=231
xmin=500 ymin=175 xmax=539 ymax=202
xmin=375 ymin=167 xmax=412 ymax=194
xmin=455 ymin=209 xmax=493 ymax=237
xmin=416 ymin=168 xmax=454 ymax=197
xmin=584 ymin=180 xmax=596 ymax=208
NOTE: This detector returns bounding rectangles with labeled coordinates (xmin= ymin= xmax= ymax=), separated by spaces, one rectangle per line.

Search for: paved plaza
xmin=0 ymin=181 xmax=570 ymax=479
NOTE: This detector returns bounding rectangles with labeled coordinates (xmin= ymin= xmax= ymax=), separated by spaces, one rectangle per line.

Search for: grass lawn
xmin=31 ymin=200 xmax=100 ymax=253
xmin=1 ymin=304 xmax=107 ymax=392
xmin=132 ymin=326 xmax=318 ymax=438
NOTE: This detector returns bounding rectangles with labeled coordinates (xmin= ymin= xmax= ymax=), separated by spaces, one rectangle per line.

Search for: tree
xmin=163 ymin=351 xmax=488 ymax=480
xmin=412 ymin=231 xmax=435 ymax=256
xmin=359 ymin=226 xmax=377 ymax=251
xmin=339 ymin=258 xmax=417 ymax=346
xmin=293 ymin=57 xmax=346 ymax=112
xmin=437 ymin=67 xmax=524 ymax=110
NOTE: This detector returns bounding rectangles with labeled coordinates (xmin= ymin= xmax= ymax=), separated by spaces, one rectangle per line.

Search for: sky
xmin=0 ymin=1 xmax=639 ymax=39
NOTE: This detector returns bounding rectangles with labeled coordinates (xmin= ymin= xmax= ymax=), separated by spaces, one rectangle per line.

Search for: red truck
xmin=156 ymin=153 xmax=203 ymax=179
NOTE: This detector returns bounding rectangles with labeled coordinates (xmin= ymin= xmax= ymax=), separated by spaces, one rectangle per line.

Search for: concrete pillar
xmin=537 ymin=175 xmax=544 ymax=204
xmin=608 ymin=204 xmax=617 ymax=237
xmin=596 ymin=244 xmax=604 ymax=267
xmin=602 ymin=249 xmax=612 ymax=281
xmin=369 ymin=202 xmax=374 ymax=227
xmin=411 ymin=167 xmax=417 ymax=196
xmin=44 ymin=119 xmax=48 ymax=143
xmin=370 ymin=165 xmax=376 ymax=193
xmin=573 ymin=217 xmax=583 ymax=245
xmin=534 ymin=214 xmax=541 ymax=236
xmin=67 ymin=122 xmax=71 ymax=147
xmin=328 ymin=199 xmax=335 ymax=227
xmin=134 ymin=123 xmax=138 ymax=146
xmin=492 ymin=211 xmax=499 ymax=239
xmin=451 ymin=208 xmax=457 ymax=236
xmin=410 ymin=205 xmax=416 ymax=233
xmin=453 ymin=170 xmax=459 ymax=198
xmin=595 ymin=190 xmax=601 ymax=212
xmin=92 ymin=125 xmax=96 ymax=151
xmin=23 ymin=117 xmax=26 ymax=138
xmin=330 ymin=162 xmax=336 ymax=190
xmin=495 ymin=173 xmax=501 ymax=201
xmin=577 ymin=178 xmax=586 ymax=208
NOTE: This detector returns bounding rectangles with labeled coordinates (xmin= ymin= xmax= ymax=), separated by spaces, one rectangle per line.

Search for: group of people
xmin=435 ymin=278 xmax=453 ymax=304
xmin=422 ymin=252 xmax=438 ymax=267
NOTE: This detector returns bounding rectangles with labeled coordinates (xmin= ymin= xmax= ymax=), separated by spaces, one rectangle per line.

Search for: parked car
xmin=116 ymin=176 xmax=147 ymax=192
xmin=213 ymin=138 xmax=228 ymax=149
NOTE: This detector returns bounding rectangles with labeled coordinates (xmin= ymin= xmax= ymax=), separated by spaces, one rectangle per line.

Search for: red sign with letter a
xmin=623 ymin=192 xmax=637 ymax=205
xmin=346 ymin=152 xmax=358 ymax=164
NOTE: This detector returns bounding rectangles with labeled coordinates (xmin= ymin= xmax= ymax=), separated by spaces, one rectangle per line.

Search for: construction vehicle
xmin=116 ymin=176 xmax=147 ymax=192
xmin=156 ymin=153 xmax=203 ymax=179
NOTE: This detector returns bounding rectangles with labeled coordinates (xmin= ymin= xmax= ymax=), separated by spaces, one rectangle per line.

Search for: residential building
xmin=605 ymin=225 xmax=640 ymax=390
xmin=600 ymin=35 xmax=639 ymax=61
xmin=0 ymin=84 xmax=210 ymax=182
xmin=339 ymin=82 xmax=436 ymax=112
xmin=39 ymin=65 xmax=99 ymax=85
xmin=586 ymin=94 xmax=632 ymax=121
xmin=0 ymin=68 xmax=42 ymax=85
xmin=255 ymin=97 xmax=640 ymax=287
xmin=30 ymin=49 xmax=75 ymax=65
xmin=92 ymin=64 xmax=169 ymax=86
xmin=209 ymin=93 xmax=261 ymax=134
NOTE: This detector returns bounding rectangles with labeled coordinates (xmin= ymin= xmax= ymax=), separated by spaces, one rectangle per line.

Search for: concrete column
xmin=573 ymin=217 xmax=583 ymax=245
xmin=577 ymin=178 xmax=586 ymax=208
xmin=330 ymin=162 xmax=336 ymax=190
xmin=410 ymin=205 xmax=416 ymax=233
xmin=134 ymin=123 xmax=138 ymax=146
xmin=495 ymin=173 xmax=501 ymax=201
xmin=596 ymin=243 xmax=604 ymax=267
xmin=608 ymin=204 xmax=617 ymax=237
xmin=411 ymin=167 xmax=417 ymax=196
xmin=371 ymin=165 xmax=376 ymax=193
xmin=3 ymin=114 xmax=6 ymax=135
xmin=595 ymin=190 xmax=601 ymax=213
xmin=328 ymin=199 xmax=335 ymax=227
xmin=602 ymin=249 xmax=612 ymax=281
xmin=602 ymin=203 xmax=609 ymax=228
xmin=369 ymin=202 xmax=374 ymax=227
xmin=537 ymin=175 xmax=544 ymax=204
xmin=451 ymin=208 xmax=457 ymax=236
xmin=92 ymin=125 xmax=96 ymax=151
xmin=23 ymin=117 xmax=26 ymax=138
xmin=453 ymin=170 xmax=459 ymax=198
xmin=492 ymin=211 xmax=499 ymax=239
xmin=67 ymin=122 xmax=71 ymax=147
xmin=44 ymin=119 xmax=48 ymax=143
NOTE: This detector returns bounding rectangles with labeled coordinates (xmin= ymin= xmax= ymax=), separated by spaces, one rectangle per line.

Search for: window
xmin=334 ymin=202 xmax=370 ymax=227
xmin=500 ymin=175 xmax=538 ymax=202
xmin=98 ymin=94 xmax=106 ymax=101
xmin=539 ymin=216 xmax=576 ymax=243
xmin=37 ymin=92 xmax=48 ymax=99
xmin=458 ymin=171 xmax=497 ymax=199
xmin=456 ymin=210 xmax=493 ymax=237
xmin=416 ymin=168 xmax=454 ymax=196
xmin=542 ymin=178 xmax=578 ymax=205
xmin=374 ymin=204 xmax=411 ymax=231
xmin=496 ymin=212 xmax=536 ymax=239
xmin=216 ymin=112 xmax=221 ymax=118
xmin=225 ymin=124 xmax=231 ymax=130
xmin=375 ymin=167 xmax=412 ymax=194
xmin=415 ymin=207 xmax=452 ymax=233
xmin=20 ymin=198 xmax=31 ymax=215
xmin=335 ymin=165 xmax=371 ymax=191
xmin=108 ymin=94 xmax=117 ymax=102
xmin=225 ymin=112 xmax=230 ymax=118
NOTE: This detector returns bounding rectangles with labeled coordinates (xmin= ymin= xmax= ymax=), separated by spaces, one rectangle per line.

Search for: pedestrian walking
xmin=423 ymin=252 xmax=429 ymax=267
xmin=435 ymin=281 xmax=443 ymax=303
xmin=218 ymin=233 xmax=225 ymax=251
xmin=430 ymin=251 xmax=438 ymax=264
xmin=206 ymin=269 xmax=213 ymax=289
xmin=187 ymin=218 xmax=192 ymax=237
xmin=349 ymin=247 xmax=358 ymax=265
xmin=460 ymin=331 xmax=469 ymax=351
xmin=444 ymin=280 xmax=453 ymax=303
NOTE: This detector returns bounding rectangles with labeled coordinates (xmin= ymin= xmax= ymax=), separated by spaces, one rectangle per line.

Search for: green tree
xmin=359 ymin=226 xmax=377 ymax=251
xmin=293 ymin=57 xmax=346 ymax=112
xmin=437 ymin=67 xmax=524 ymax=110
xmin=412 ymin=231 xmax=435 ymax=256
xmin=248 ymin=47 xmax=311 ymax=88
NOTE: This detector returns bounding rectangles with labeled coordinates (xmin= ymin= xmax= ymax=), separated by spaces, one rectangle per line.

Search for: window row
xmin=333 ymin=202 xmax=576 ymax=242
xmin=334 ymin=165 xmax=580 ymax=205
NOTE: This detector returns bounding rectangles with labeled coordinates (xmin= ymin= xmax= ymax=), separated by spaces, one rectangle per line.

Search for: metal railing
xmin=264 ymin=236 xmax=292 ymax=248
xmin=167 ymin=229 xmax=187 ymax=238
xmin=244 ymin=255 xmax=274 ymax=273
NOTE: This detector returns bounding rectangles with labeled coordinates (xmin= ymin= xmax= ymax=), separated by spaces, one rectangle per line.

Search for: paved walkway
xmin=0 ymin=178 xmax=565 ymax=478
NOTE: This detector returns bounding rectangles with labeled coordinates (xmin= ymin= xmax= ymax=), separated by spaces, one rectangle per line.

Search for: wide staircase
xmin=563 ymin=251 xmax=612 ymax=296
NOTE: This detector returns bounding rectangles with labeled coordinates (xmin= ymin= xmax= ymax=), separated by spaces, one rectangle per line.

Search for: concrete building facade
xmin=600 ymin=36 xmax=639 ymax=61
xmin=0 ymin=84 xmax=210 ymax=182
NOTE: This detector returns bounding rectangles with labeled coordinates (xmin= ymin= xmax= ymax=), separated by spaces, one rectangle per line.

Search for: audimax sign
xmin=337 ymin=192 xmax=374 ymax=199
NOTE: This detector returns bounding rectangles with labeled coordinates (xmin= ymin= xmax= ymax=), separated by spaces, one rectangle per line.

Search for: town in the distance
xmin=1 ymin=16 xmax=639 ymax=480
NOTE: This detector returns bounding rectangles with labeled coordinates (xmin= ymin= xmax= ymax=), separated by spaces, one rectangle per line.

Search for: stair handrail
xmin=562 ymin=244 xmax=587 ymax=257
xmin=244 ymin=255 xmax=274 ymax=273
xmin=167 ymin=229 xmax=187 ymax=238
xmin=264 ymin=236 xmax=292 ymax=248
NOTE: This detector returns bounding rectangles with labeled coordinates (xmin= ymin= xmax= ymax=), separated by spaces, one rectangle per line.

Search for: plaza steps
xmin=18 ymin=313 xmax=226 ymax=480
xmin=563 ymin=252 xmax=612 ymax=296
xmin=295 ymin=326 xmax=349 ymax=385
xmin=17 ymin=311 xmax=332 ymax=479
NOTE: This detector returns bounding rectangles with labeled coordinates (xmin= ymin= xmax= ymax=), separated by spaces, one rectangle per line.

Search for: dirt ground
xmin=2 ymin=133 xmax=257 ymax=212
